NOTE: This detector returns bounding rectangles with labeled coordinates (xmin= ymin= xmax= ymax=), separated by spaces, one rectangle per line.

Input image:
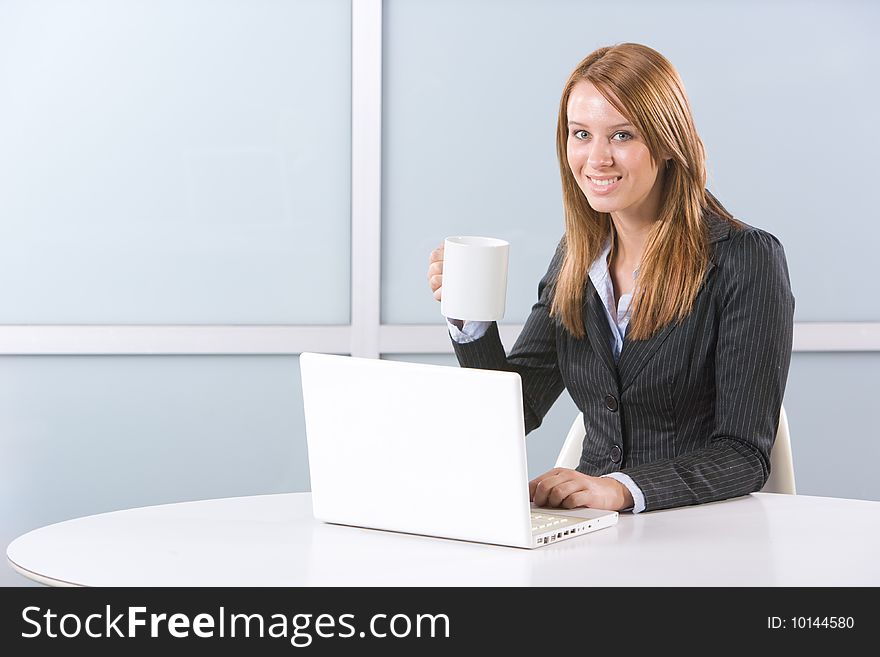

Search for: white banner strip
xmin=0 ymin=326 xmax=351 ymax=355
xmin=0 ymin=323 xmax=877 ymax=355
xmin=791 ymin=322 xmax=880 ymax=352
xmin=379 ymin=322 xmax=880 ymax=355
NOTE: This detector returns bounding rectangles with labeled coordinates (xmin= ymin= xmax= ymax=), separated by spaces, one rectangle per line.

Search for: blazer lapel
xmin=617 ymin=210 xmax=729 ymax=391
xmin=615 ymin=267 xmax=716 ymax=392
xmin=583 ymin=280 xmax=618 ymax=379
xmin=616 ymin=327 xmax=671 ymax=392
xmin=582 ymin=209 xmax=732 ymax=391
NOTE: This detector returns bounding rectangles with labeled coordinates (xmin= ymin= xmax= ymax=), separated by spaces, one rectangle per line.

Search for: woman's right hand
xmin=427 ymin=243 xmax=444 ymax=302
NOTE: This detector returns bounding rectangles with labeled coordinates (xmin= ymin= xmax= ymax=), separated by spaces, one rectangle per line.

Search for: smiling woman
xmin=551 ymin=43 xmax=739 ymax=342
xmin=429 ymin=42 xmax=795 ymax=515
xmin=566 ymin=100 xmax=658 ymax=213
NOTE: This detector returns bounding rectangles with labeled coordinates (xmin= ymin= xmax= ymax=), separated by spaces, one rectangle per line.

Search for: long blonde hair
xmin=551 ymin=43 xmax=740 ymax=340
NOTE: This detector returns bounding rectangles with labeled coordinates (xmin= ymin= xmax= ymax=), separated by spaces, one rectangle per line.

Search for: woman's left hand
xmin=529 ymin=468 xmax=634 ymax=511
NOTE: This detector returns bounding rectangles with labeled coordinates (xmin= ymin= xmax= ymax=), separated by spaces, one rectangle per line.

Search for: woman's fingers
xmin=546 ymin=480 xmax=585 ymax=507
xmin=428 ymin=244 xmax=445 ymax=301
xmin=528 ymin=468 xmax=554 ymax=500
xmin=531 ymin=469 xmax=626 ymax=511
xmin=530 ymin=472 xmax=569 ymax=507
xmin=560 ymin=490 xmax=594 ymax=509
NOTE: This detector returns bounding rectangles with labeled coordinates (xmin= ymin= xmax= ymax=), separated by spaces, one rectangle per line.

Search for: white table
xmin=7 ymin=492 xmax=880 ymax=586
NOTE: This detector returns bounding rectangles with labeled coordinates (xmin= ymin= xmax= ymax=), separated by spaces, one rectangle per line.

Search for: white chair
xmin=554 ymin=405 xmax=796 ymax=494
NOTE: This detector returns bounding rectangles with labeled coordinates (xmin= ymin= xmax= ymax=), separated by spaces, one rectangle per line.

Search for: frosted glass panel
xmin=0 ymin=0 xmax=351 ymax=323
xmin=382 ymin=0 xmax=879 ymax=323
xmin=784 ymin=353 xmax=880 ymax=503
xmin=0 ymin=354 xmax=310 ymax=585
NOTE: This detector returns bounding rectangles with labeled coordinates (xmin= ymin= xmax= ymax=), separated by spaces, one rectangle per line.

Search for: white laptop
xmin=299 ymin=352 xmax=618 ymax=549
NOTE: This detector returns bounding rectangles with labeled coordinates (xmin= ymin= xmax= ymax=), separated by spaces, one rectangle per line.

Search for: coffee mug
xmin=440 ymin=236 xmax=509 ymax=322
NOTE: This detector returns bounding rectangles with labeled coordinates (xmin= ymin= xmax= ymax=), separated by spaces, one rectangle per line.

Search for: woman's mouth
xmin=586 ymin=176 xmax=621 ymax=194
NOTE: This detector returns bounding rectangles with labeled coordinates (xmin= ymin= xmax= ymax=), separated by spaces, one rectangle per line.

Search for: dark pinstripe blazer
xmin=452 ymin=210 xmax=795 ymax=512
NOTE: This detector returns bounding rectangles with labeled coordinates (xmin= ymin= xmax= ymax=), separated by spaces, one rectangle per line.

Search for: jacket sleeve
xmin=451 ymin=241 xmax=566 ymax=435
xmin=621 ymin=229 xmax=795 ymax=511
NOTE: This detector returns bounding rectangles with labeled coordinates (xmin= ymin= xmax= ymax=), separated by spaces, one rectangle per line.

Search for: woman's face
xmin=566 ymin=81 xmax=664 ymax=219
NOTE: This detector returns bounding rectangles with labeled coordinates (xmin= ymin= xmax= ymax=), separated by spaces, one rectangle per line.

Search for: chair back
xmin=554 ymin=413 xmax=587 ymax=470
xmin=762 ymin=405 xmax=796 ymax=494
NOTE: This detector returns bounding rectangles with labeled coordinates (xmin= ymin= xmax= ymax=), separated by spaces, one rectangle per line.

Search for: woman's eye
xmin=573 ymin=130 xmax=589 ymax=140
xmin=613 ymin=131 xmax=633 ymax=141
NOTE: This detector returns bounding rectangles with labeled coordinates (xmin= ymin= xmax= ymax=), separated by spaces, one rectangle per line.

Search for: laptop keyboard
xmin=530 ymin=512 xmax=579 ymax=533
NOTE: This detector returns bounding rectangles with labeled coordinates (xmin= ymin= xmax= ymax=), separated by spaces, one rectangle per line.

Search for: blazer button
xmin=610 ymin=445 xmax=622 ymax=463
xmin=604 ymin=394 xmax=618 ymax=412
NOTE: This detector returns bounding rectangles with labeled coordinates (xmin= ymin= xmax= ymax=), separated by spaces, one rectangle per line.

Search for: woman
xmin=426 ymin=43 xmax=795 ymax=513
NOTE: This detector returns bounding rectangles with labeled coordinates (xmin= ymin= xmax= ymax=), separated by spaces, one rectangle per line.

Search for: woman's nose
xmin=587 ymin=140 xmax=613 ymax=169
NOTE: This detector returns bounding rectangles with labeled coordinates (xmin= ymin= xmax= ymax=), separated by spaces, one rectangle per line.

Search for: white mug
xmin=440 ymin=236 xmax=509 ymax=322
